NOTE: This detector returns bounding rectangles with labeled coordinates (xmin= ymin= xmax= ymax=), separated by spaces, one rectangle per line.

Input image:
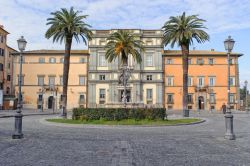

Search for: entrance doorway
xmin=198 ymin=96 xmax=204 ymax=110
xmin=119 ymin=90 xmax=131 ymax=102
xmin=48 ymin=96 xmax=54 ymax=109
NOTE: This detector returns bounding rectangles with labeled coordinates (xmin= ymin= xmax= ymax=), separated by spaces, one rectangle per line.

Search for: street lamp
xmin=12 ymin=36 xmax=27 ymax=139
xmin=245 ymin=80 xmax=248 ymax=112
xmin=224 ymin=36 xmax=236 ymax=140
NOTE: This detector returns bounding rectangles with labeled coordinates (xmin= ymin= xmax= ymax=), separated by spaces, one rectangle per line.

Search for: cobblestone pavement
xmin=0 ymin=111 xmax=250 ymax=166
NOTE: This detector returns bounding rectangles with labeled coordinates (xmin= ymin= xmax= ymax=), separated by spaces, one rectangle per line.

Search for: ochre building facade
xmin=163 ymin=50 xmax=242 ymax=111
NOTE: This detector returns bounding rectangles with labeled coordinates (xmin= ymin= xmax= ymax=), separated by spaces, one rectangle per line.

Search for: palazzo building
xmin=163 ymin=50 xmax=242 ymax=111
xmin=88 ymin=29 xmax=164 ymax=108
xmin=13 ymin=50 xmax=89 ymax=110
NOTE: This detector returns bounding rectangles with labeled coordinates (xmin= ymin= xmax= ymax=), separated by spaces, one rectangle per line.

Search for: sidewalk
xmin=0 ymin=108 xmax=60 ymax=118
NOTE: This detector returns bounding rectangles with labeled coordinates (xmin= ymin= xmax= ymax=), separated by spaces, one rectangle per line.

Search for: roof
xmin=7 ymin=46 xmax=18 ymax=52
xmin=0 ymin=26 xmax=10 ymax=34
xmin=163 ymin=50 xmax=243 ymax=57
xmin=12 ymin=49 xmax=89 ymax=55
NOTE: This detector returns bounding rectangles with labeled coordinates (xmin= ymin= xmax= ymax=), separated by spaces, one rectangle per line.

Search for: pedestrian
xmin=222 ymin=103 xmax=226 ymax=114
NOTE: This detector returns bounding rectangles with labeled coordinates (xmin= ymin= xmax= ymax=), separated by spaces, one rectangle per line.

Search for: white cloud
xmin=0 ymin=0 xmax=250 ymax=50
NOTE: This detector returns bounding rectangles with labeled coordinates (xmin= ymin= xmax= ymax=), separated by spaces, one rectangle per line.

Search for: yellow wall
xmin=14 ymin=51 xmax=89 ymax=110
xmin=164 ymin=53 xmax=240 ymax=111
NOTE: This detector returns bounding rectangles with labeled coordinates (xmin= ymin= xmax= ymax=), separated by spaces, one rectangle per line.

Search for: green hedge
xmin=72 ymin=108 xmax=166 ymax=121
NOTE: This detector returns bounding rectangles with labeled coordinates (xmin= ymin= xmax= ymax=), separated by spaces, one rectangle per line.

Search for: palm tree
xmin=45 ymin=7 xmax=92 ymax=118
xmin=162 ymin=12 xmax=209 ymax=117
xmin=105 ymin=30 xmax=144 ymax=107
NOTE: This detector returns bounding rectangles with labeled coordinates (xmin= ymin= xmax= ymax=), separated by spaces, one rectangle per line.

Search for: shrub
xmin=72 ymin=107 xmax=166 ymax=121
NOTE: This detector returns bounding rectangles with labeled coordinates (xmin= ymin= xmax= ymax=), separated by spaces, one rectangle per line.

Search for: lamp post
xmin=245 ymin=80 xmax=248 ymax=112
xmin=224 ymin=36 xmax=236 ymax=140
xmin=12 ymin=36 xmax=27 ymax=139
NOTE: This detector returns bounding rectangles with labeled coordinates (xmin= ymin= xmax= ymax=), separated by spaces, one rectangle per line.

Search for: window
xmin=146 ymin=40 xmax=153 ymax=45
xmin=60 ymin=57 xmax=64 ymax=63
xmin=229 ymin=58 xmax=234 ymax=65
xmin=99 ymin=53 xmax=107 ymax=66
xmin=187 ymin=94 xmax=193 ymax=103
xmin=229 ymin=94 xmax=235 ymax=103
xmin=0 ymin=35 xmax=4 ymax=43
xmin=197 ymin=58 xmax=204 ymax=65
xmin=6 ymin=87 xmax=10 ymax=94
xmin=230 ymin=77 xmax=235 ymax=86
xmin=146 ymin=53 xmax=153 ymax=66
xmin=79 ymin=57 xmax=85 ymax=63
xmin=210 ymin=93 xmax=216 ymax=104
xmin=49 ymin=57 xmax=56 ymax=63
xmin=146 ymin=75 xmax=152 ymax=81
xmin=188 ymin=58 xmax=192 ymax=65
xmin=48 ymin=76 xmax=55 ymax=88
xmin=8 ymin=63 xmax=10 ymax=69
xmin=0 ymin=48 xmax=4 ymax=56
xmin=209 ymin=77 xmax=216 ymax=86
xmin=208 ymin=58 xmax=214 ymax=65
xmin=38 ymin=94 xmax=43 ymax=101
xmin=79 ymin=94 xmax=85 ymax=103
xmin=166 ymin=58 xmax=173 ymax=64
xmin=0 ymin=63 xmax=3 ymax=71
xmin=99 ymin=89 xmax=106 ymax=104
xmin=38 ymin=57 xmax=45 ymax=63
xmin=37 ymin=76 xmax=44 ymax=86
xmin=18 ymin=75 xmax=24 ymax=85
xmin=167 ymin=94 xmax=174 ymax=104
xmin=197 ymin=77 xmax=204 ymax=87
xmin=188 ymin=77 xmax=193 ymax=86
xmin=7 ymin=75 xmax=11 ymax=81
xmin=79 ymin=76 xmax=86 ymax=85
xmin=166 ymin=77 xmax=174 ymax=86
xmin=60 ymin=76 xmax=63 ymax=85
xmin=99 ymin=75 xmax=105 ymax=81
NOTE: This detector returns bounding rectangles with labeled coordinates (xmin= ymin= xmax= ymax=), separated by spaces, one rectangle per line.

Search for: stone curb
xmin=0 ymin=113 xmax=60 ymax=118
xmin=40 ymin=117 xmax=207 ymax=129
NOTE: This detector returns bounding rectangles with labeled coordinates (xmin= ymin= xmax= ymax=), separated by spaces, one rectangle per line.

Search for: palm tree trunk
xmin=181 ymin=44 xmax=189 ymax=117
xmin=62 ymin=37 xmax=72 ymax=118
xmin=122 ymin=51 xmax=128 ymax=108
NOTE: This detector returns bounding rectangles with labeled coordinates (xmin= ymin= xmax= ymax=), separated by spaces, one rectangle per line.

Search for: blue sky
xmin=0 ymin=0 xmax=249 ymax=87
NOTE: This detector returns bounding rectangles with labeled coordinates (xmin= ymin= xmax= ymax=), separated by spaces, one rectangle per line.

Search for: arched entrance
xmin=48 ymin=96 xmax=54 ymax=109
xmin=198 ymin=96 xmax=204 ymax=110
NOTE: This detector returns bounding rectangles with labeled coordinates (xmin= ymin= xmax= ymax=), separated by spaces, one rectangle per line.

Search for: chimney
xmin=211 ymin=49 xmax=215 ymax=51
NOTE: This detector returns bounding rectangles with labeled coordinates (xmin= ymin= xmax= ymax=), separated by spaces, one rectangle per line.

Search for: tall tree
xmin=45 ymin=7 xmax=92 ymax=118
xmin=162 ymin=12 xmax=209 ymax=116
xmin=105 ymin=30 xmax=144 ymax=106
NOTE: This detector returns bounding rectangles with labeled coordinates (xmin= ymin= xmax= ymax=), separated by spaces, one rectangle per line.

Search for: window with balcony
xmin=48 ymin=76 xmax=55 ymax=88
xmin=197 ymin=77 xmax=204 ymax=87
